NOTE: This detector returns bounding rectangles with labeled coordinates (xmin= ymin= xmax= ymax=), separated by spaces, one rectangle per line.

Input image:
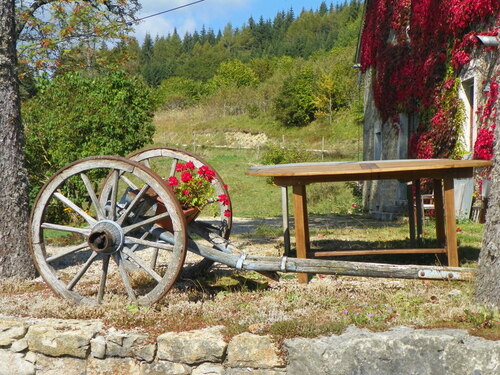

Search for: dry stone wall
xmin=1 ymin=315 xmax=499 ymax=375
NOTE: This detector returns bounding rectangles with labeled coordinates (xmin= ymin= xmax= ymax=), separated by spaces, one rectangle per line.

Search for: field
xmin=2 ymin=106 xmax=497 ymax=341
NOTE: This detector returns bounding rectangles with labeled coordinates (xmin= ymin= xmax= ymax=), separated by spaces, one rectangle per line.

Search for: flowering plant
xmin=166 ymin=161 xmax=231 ymax=217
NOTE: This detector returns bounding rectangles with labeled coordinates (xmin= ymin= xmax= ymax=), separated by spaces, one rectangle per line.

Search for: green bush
xmin=273 ymin=66 xmax=317 ymax=127
xmin=261 ymin=143 xmax=314 ymax=165
xmin=155 ymin=76 xmax=209 ymax=109
xmin=211 ymin=59 xmax=259 ymax=89
xmin=23 ymin=70 xmax=156 ymax=204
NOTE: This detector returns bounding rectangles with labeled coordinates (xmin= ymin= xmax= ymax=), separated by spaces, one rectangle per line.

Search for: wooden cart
xmin=29 ymin=148 xmax=479 ymax=305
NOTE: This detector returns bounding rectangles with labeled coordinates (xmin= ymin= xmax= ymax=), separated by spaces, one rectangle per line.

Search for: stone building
xmin=357 ymin=0 xmax=499 ymax=219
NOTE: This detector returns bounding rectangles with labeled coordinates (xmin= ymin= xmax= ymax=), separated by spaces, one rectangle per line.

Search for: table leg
xmin=433 ymin=179 xmax=445 ymax=246
xmin=407 ymin=183 xmax=416 ymax=246
xmin=443 ymin=177 xmax=458 ymax=267
xmin=292 ymin=184 xmax=310 ymax=283
xmin=281 ymin=186 xmax=291 ymax=256
xmin=414 ymin=180 xmax=423 ymax=244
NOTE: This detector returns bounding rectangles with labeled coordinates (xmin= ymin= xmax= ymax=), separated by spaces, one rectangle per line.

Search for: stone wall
xmin=1 ymin=316 xmax=499 ymax=375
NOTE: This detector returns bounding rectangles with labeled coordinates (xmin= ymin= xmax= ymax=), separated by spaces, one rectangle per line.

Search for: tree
xmin=211 ymin=59 xmax=259 ymax=88
xmin=274 ymin=66 xmax=317 ymax=126
xmin=16 ymin=0 xmax=140 ymax=72
xmin=0 ymin=0 xmax=36 ymax=278
xmin=475 ymin=126 xmax=500 ymax=308
xmin=23 ymin=70 xmax=156 ymax=202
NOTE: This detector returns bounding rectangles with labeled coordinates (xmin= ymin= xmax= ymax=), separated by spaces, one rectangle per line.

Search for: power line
xmin=132 ymin=0 xmax=206 ymax=24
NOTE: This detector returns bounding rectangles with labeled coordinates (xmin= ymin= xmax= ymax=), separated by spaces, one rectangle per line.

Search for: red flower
xmin=218 ymin=194 xmax=230 ymax=206
xmin=198 ymin=165 xmax=216 ymax=182
xmin=224 ymin=209 xmax=231 ymax=217
xmin=168 ymin=176 xmax=179 ymax=186
xmin=176 ymin=163 xmax=187 ymax=172
xmin=182 ymin=189 xmax=190 ymax=196
xmin=181 ymin=172 xmax=193 ymax=183
xmin=185 ymin=161 xmax=195 ymax=170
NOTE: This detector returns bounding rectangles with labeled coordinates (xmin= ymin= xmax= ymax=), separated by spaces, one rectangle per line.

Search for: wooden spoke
xmin=46 ymin=242 xmax=89 ymax=263
xmin=114 ymin=252 xmax=136 ymax=301
xmin=125 ymin=236 xmax=174 ymax=251
xmin=120 ymin=174 xmax=138 ymax=191
xmin=80 ymin=173 xmax=105 ymax=220
xmin=54 ymin=192 xmax=96 ymax=225
xmin=97 ymin=255 xmax=111 ymax=304
xmin=150 ymin=248 xmax=159 ymax=269
xmin=142 ymin=159 xmax=151 ymax=169
xmin=67 ymin=252 xmax=99 ymax=291
xmin=116 ymin=184 xmax=150 ymax=225
xmin=31 ymin=156 xmax=187 ymax=305
xmin=127 ymin=231 xmax=150 ymax=253
xmin=126 ymin=147 xmax=233 ymax=277
xmin=169 ymin=158 xmax=179 ymax=177
xmin=122 ymin=248 xmax=163 ymax=282
xmin=122 ymin=211 xmax=171 ymax=234
xmin=108 ymin=170 xmax=119 ymax=220
xmin=41 ymin=223 xmax=90 ymax=236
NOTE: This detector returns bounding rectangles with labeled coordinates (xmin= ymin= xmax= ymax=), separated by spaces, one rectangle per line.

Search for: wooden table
xmin=246 ymin=159 xmax=492 ymax=282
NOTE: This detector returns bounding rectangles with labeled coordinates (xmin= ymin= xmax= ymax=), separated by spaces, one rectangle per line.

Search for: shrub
xmin=23 ymin=70 xmax=155 ymax=204
xmin=155 ymin=76 xmax=209 ymax=110
xmin=261 ymin=143 xmax=314 ymax=165
xmin=274 ymin=66 xmax=317 ymax=127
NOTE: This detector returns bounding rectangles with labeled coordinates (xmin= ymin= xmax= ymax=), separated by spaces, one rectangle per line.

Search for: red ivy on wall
xmin=360 ymin=0 xmax=500 ymax=159
xmin=474 ymin=75 xmax=498 ymax=160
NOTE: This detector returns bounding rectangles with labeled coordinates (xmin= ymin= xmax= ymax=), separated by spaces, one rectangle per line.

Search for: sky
xmin=132 ymin=0 xmax=344 ymax=43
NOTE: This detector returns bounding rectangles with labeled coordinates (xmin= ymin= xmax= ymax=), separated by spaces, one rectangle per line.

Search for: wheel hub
xmin=88 ymin=220 xmax=124 ymax=254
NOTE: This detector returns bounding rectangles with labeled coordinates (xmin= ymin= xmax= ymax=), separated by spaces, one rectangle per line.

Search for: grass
xmin=2 ymin=216 xmax=498 ymax=342
xmin=9 ymin=106 xmax=497 ymax=342
xmin=152 ymin=105 xmax=363 ymax=159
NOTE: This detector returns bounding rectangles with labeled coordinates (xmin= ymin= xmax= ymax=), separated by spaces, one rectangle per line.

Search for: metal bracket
xmin=418 ymin=269 xmax=462 ymax=280
xmin=235 ymin=253 xmax=248 ymax=270
xmin=280 ymin=256 xmax=288 ymax=272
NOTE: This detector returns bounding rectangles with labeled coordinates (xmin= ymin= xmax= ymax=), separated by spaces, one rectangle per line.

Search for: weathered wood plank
xmin=156 ymin=230 xmax=475 ymax=281
xmin=307 ymin=248 xmax=446 ymax=257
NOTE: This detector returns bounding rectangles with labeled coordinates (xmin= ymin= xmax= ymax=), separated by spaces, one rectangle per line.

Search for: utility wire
xmin=131 ymin=0 xmax=206 ymax=24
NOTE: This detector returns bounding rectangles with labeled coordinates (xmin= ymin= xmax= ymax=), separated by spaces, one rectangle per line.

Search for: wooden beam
xmin=307 ymin=248 xmax=446 ymax=257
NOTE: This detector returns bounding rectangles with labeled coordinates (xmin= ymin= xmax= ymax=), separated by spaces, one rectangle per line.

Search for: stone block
xmin=87 ymin=357 xmax=141 ymax=375
xmin=106 ymin=330 xmax=156 ymax=362
xmin=140 ymin=360 xmax=191 ymax=375
xmin=90 ymin=336 xmax=106 ymax=359
xmin=226 ymin=369 xmax=286 ymax=375
xmin=226 ymin=333 xmax=284 ymax=369
xmin=0 ymin=318 xmax=28 ymax=347
xmin=157 ymin=326 xmax=226 ymax=365
xmin=285 ymin=325 xmax=500 ymax=375
xmin=192 ymin=363 xmax=226 ymax=375
xmin=27 ymin=319 xmax=102 ymax=358
xmin=0 ymin=350 xmax=35 ymax=375
xmin=10 ymin=338 xmax=28 ymax=353
xmin=35 ymin=354 xmax=86 ymax=375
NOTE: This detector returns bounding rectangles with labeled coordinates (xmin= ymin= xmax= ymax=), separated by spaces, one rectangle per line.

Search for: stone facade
xmin=362 ymin=44 xmax=500 ymax=220
xmin=1 ymin=316 xmax=499 ymax=375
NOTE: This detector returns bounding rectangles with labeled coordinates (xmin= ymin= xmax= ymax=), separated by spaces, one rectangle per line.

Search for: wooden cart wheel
xmin=126 ymin=147 xmax=233 ymax=277
xmin=30 ymin=156 xmax=187 ymax=305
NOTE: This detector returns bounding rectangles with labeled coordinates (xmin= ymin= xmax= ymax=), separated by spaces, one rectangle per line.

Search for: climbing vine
xmin=360 ymin=0 xmax=500 ymax=159
xmin=474 ymin=75 xmax=499 ymax=160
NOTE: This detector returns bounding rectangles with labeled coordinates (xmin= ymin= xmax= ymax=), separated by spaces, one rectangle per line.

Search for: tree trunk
xmin=475 ymin=126 xmax=500 ymax=307
xmin=0 ymin=0 xmax=36 ymax=278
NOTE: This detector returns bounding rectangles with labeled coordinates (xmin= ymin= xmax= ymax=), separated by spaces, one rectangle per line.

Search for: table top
xmin=246 ymin=159 xmax=492 ymax=184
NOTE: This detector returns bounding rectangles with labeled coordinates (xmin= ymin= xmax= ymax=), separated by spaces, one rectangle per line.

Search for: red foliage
xmin=360 ymin=0 xmax=500 ymax=158
xmin=473 ymin=75 xmax=499 ymax=160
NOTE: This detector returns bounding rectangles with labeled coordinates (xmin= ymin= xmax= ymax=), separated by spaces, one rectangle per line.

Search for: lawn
xmin=7 ymin=112 xmax=497 ymax=342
